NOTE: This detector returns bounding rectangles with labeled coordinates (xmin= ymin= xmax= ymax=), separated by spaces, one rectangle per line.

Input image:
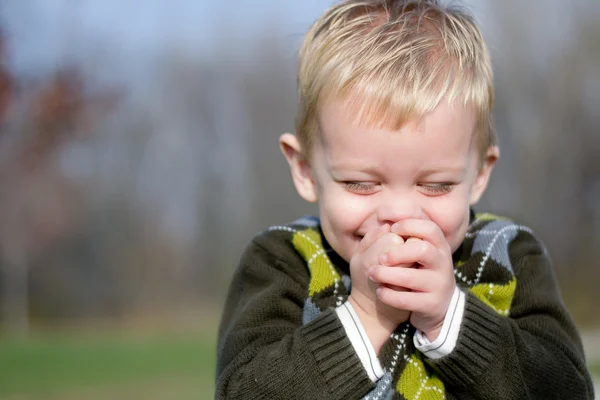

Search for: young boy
xmin=216 ymin=1 xmax=595 ymax=399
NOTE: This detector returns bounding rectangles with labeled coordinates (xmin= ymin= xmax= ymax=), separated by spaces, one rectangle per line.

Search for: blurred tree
xmin=486 ymin=1 xmax=600 ymax=323
xmin=0 ymin=35 xmax=119 ymax=332
xmin=0 ymin=1 xmax=597 ymax=329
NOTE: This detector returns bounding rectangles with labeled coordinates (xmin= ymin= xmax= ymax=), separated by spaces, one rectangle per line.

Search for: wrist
xmin=347 ymin=294 xmax=397 ymax=354
xmin=423 ymin=324 xmax=442 ymax=342
xmin=419 ymin=286 xmax=462 ymax=342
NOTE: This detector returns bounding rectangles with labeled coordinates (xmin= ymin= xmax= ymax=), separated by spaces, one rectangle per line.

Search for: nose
xmin=376 ymin=191 xmax=426 ymax=226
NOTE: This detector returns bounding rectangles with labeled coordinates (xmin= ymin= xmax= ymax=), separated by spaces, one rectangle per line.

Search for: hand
xmin=347 ymin=225 xmax=412 ymax=351
xmin=368 ymin=219 xmax=455 ymax=341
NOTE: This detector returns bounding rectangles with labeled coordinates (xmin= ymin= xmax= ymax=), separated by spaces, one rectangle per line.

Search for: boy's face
xmin=281 ymin=98 xmax=498 ymax=263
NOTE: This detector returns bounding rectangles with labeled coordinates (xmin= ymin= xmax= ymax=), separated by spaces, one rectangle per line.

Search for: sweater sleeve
xmin=426 ymin=232 xmax=595 ymax=399
xmin=215 ymin=231 xmax=374 ymax=400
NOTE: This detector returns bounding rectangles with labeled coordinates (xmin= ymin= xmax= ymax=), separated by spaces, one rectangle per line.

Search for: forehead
xmin=315 ymin=98 xmax=477 ymax=169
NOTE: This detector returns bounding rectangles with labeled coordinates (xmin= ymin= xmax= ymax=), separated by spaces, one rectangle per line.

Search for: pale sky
xmin=1 ymin=0 xmax=588 ymax=82
xmin=1 ymin=0 xmax=493 ymax=76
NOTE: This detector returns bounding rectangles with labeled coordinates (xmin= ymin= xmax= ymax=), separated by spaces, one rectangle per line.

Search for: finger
xmin=384 ymin=236 xmax=420 ymax=267
xmin=385 ymin=284 xmax=411 ymax=292
xmin=357 ymin=224 xmax=390 ymax=254
xmin=390 ymin=219 xmax=450 ymax=253
xmin=376 ymin=287 xmax=431 ymax=314
xmin=375 ymin=233 xmax=406 ymax=265
xmin=382 ymin=239 xmax=440 ymax=270
xmin=380 ymin=232 xmax=405 ymax=251
xmin=369 ymin=265 xmax=435 ymax=292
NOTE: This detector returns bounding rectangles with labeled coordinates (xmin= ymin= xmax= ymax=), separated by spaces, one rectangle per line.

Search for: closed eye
xmin=342 ymin=181 xmax=378 ymax=194
xmin=418 ymin=183 xmax=455 ymax=195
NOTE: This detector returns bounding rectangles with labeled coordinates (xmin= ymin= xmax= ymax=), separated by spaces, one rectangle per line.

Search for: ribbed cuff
xmin=336 ymin=301 xmax=384 ymax=382
xmin=301 ymin=309 xmax=373 ymax=399
xmin=427 ymin=291 xmax=503 ymax=386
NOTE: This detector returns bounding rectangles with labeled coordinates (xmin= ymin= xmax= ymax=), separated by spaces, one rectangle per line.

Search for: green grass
xmin=1 ymin=330 xmax=597 ymax=399
xmin=0 ymin=330 xmax=217 ymax=399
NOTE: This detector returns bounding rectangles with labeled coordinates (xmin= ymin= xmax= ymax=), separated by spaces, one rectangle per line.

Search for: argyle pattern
xmin=269 ymin=213 xmax=531 ymax=400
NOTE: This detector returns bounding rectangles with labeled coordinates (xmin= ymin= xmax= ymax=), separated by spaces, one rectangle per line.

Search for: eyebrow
xmin=418 ymin=165 xmax=467 ymax=177
xmin=327 ymin=164 xmax=469 ymax=181
xmin=328 ymin=162 xmax=380 ymax=174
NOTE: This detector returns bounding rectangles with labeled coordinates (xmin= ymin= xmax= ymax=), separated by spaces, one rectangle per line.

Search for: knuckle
xmin=370 ymin=266 xmax=383 ymax=280
xmin=380 ymin=289 xmax=397 ymax=306
xmin=387 ymin=232 xmax=403 ymax=245
xmin=393 ymin=295 xmax=409 ymax=310
xmin=425 ymin=223 xmax=438 ymax=237
xmin=398 ymin=270 xmax=412 ymax=287
xmin=386 ymin=248 xmax=401 ymax=264
xmin=392 ymin=220 xmax=404 ymax=233
xmin=377 ymin=287 xmax=391 ymax=302
xmin=379 ymin=287 xmax=396 ymax=304
xmin=416 ymin=241 xmax=429 ymax=258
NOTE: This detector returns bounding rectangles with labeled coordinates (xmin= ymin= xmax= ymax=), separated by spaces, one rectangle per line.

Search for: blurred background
xmin=0 ymin=0 xmax=598 ymax=398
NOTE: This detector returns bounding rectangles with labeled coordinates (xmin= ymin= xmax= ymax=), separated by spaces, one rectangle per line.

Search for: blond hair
xmin=296 ymin=0 xmax=495 ymax=166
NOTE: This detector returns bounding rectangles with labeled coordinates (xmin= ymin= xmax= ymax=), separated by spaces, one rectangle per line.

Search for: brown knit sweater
xmin=215 ymin=214 xmax=594 ymax=399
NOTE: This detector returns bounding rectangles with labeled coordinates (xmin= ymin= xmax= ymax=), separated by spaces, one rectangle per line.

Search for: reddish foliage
xmin=23 ymin=68 xmax=121 ymax=170
xmin=0 ymin=32 xmax=13 ymax=124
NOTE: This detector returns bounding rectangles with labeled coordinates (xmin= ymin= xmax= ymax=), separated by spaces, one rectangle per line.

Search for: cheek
xmin=320 ymin=191 xmax=371 ymax=231
xmin=446 ymin=209 xmax=471 ymax=251
xmin=424 ymin=196 xmax=471 ymax=251
xmin=318 ymin=191 xmax=374 ymax=261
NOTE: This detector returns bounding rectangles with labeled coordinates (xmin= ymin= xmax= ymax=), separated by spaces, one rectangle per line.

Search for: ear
xmin=469 ymin=146 xmax=499 ymax=205
xmin=279 ymin=133 xmax=318 ymax=203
